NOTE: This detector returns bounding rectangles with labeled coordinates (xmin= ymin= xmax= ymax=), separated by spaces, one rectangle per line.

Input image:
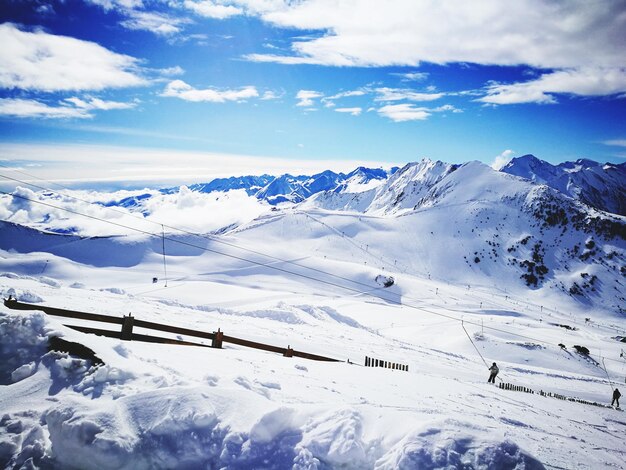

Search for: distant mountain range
xmin=197 ymin=167 xmax=399 ymax=205
xmin=107 ymin=167 xmax=399 ymax=210
xmin=500 ymin=155 xmax=626 ymax=216
xmin=2 ymin=155 xmax=624 ymax=312
xmin=120 ymin=155 xmax=623 ymax=217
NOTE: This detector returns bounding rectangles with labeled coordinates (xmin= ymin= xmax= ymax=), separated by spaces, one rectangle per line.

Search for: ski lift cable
xmin=462 ymin=320 xmax=504 ymax=382
xmin=0 ymin=190 xmax=512 ymax=328
xmin=601 ymin=357 xmax=615 ymax=392
xmin=2 ymin=170 xmax=615 ymax=338
xmin=0 ymin=170 xmax=406 ymax=301
xmin=6 ymin=167 xmax=620 ymax=339
xmin=0 ymin=172 xmax=406 ymax=295
xmin=0 ymin=190 xmax=397 ymax=301
xmin=4 ymin=185 xmax=622 ymax=373
xmin=300 ymin=210 xmax=411 ymax=273
xmin=3 ymin=187 xmax=623 ymax=369
xmin=161 ymin=224 xmax=168 ymax=287
xmin=1 ymin=188 xmax=624 ymax=367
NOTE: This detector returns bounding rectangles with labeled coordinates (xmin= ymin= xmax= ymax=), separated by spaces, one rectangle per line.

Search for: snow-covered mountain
xmin=158 ymin=167 xmax=398 ymax=206
xmin=500 ymin=154 xmax=626 ymax=216
xmin=187 ymin=175 xmax=275 ymax=196
xmin=1 ymin=157 xmax=625 ymax=469
xmin=305 ymin=159 xmax=459 ymax=214
xmin=297 ymin=160 xmax=626 ymax=312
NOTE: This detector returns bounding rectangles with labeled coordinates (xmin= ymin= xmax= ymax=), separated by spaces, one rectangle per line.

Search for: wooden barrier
xmin=3 ymin=298 xmax=342 ymax=363
xmin=364 ymin=355 xmax=408 ymax=372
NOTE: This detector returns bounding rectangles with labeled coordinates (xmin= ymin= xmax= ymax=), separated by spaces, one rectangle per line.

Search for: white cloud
xmin=0 ymin=185 xmax=270 ymax=236
xmin=433 ymin=104 xmax=462 ymax=113
xmin=244 ymin=53 xmax=320 ymax=65
xmin=325 ymin=90 xmax=366 ymax=100
xmin=64 ymin=96 xmax=137 ymax=111
xmin=320 ymin=89 xmax=366 ymax=107
xmin=143 ymin=187 xmax=266 ymax=234
xmin=335 ymin=107 xmax=362 ymax=116
xmin=377 ymin=104 xmax=430 ymax=122
xmin=238 ymin=0 xmax=626 ymax=102
xmin=184 ymin=0 xmax=243 ymax=19
xmin=120 ymin=10 xmax=188 ymax=35
xmin=0 ymin=98 xmax=91 ymax=119
xmin=84 ymin=0 xmax=144 ymax=11
xmin=161 ymin=80 xmax=259 ymax=102
xmin=377 ymin=103 xmax=460 ymax=122
xmin=0 ymin=23 xmax=146 ymax=92
xmin=602 ymin=139 xmax=626 ymax=148
xmin=491 ymin=149 xmax=515 ymax=170
xmin=393 ymin=72 xmax=429 ymax=82
xmin=0 ymin=96 xmax=137 ymax=119
xmin=479 ymin=67 xmax=626 ymax=104
xmin=296 ymin=90 xmax=323 ymax=107
xmin=374 ymin=87 xmax=443 ymax=102
xmin=244 ymin=0 xmax=625 ymax=71
xmin=36 ymin=4 xmax=55 ymax=15
xmin=86 ymin=0 xmax=191 ymax=36
xmin=260 ymin=90 xmax=283 ymax=100
xmin=156 ymin=66 xmax=185 ymax=77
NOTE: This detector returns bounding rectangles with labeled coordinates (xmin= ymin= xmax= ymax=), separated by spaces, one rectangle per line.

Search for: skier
xmin=612 ymin=388 xmax=621 ymax=408
xmin=488 ymin=362 xmax=499 ymax=383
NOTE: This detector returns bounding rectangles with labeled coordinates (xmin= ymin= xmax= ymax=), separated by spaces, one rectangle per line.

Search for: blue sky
xmin=1 ymin=0 xmax=625 ymax=187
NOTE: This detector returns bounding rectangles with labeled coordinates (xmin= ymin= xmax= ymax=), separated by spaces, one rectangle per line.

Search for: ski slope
xmin=1 ymin=198 xmax=625 ymax=469
xmin=1 ymin=159 xmax=625 ymax=469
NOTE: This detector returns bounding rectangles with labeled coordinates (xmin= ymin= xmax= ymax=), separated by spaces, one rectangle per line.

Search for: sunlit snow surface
xmin=1 ymin=163 xmax=625 ymax=469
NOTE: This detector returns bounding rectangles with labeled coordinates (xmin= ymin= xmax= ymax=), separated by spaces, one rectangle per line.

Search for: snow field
xmin=1 ymin=165 xmax=625 ymax=468
xmin=1 ymin=238 xmax=625 ymax=469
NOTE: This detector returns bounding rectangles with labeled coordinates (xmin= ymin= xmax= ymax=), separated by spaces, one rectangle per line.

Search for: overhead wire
xmin=0 ymin=168 xmax=611 ymax=334
xmin=0 ymin=171 xmax=409 ymax=297
xmin=3 ymin=163 xmax=622 ymax=338
xmin=161 ymin=224 xmax=168 ymax=287
xmin=1 ymin=179 xmax=624 ymax=370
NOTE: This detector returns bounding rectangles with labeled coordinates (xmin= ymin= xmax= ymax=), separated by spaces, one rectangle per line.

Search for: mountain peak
xmin=501 ymin=155 xmax=625 ymax=215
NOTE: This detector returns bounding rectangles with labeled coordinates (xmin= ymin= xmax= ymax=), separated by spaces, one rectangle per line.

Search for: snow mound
xmin=0 ymin=272 xmax=21 ymax=279
xmin=100 ymin=287 xmax=127 ymax=295
xmin=0 ymin=311 xmax=50 ymax=384
xmin=39 ymin=277 xmax=61 ymax=288
xmin=376 ymin=426 xmax=544 ymax=469
xmin=44 ymin=388 xmax=222 ymax=469
xmin=2 ymin=287 xmax=44 ymax=304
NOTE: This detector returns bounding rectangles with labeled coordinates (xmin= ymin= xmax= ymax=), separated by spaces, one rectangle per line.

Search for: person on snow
xmin=488 ymin=362 xmax=499 ymax=383
xmin=612 ymin=388 xmax=621 ymax=408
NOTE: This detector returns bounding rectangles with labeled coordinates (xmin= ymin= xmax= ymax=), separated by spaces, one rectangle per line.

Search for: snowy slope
xmin=501 ymin=154 xmax=626 ymax=216
xmin=306 ymin=159 xmax=458 ymax=215
xmin=301 ymin=161 xmax=625 ymax=313
xmin=1 ymin=219 xmax=625 ymax=469
xmin=1 ymin=160 xmax=626 ymax=469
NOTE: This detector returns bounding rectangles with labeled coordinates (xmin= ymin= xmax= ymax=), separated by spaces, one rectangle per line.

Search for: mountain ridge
xmin=500 ymin=154 xmax=626 ymax=216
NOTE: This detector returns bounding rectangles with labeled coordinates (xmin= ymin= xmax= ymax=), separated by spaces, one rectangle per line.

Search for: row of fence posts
xmin=500 ymin=382 xmax=614 ymax=409
xmin=364 ymin=356 xmax=408 ymax=371
xmin=499 ymin=382 xmax=534 ymax=394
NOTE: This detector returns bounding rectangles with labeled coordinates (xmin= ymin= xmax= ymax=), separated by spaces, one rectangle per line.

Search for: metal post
xmin=121 ymin=314 xmax=134 ymax=340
